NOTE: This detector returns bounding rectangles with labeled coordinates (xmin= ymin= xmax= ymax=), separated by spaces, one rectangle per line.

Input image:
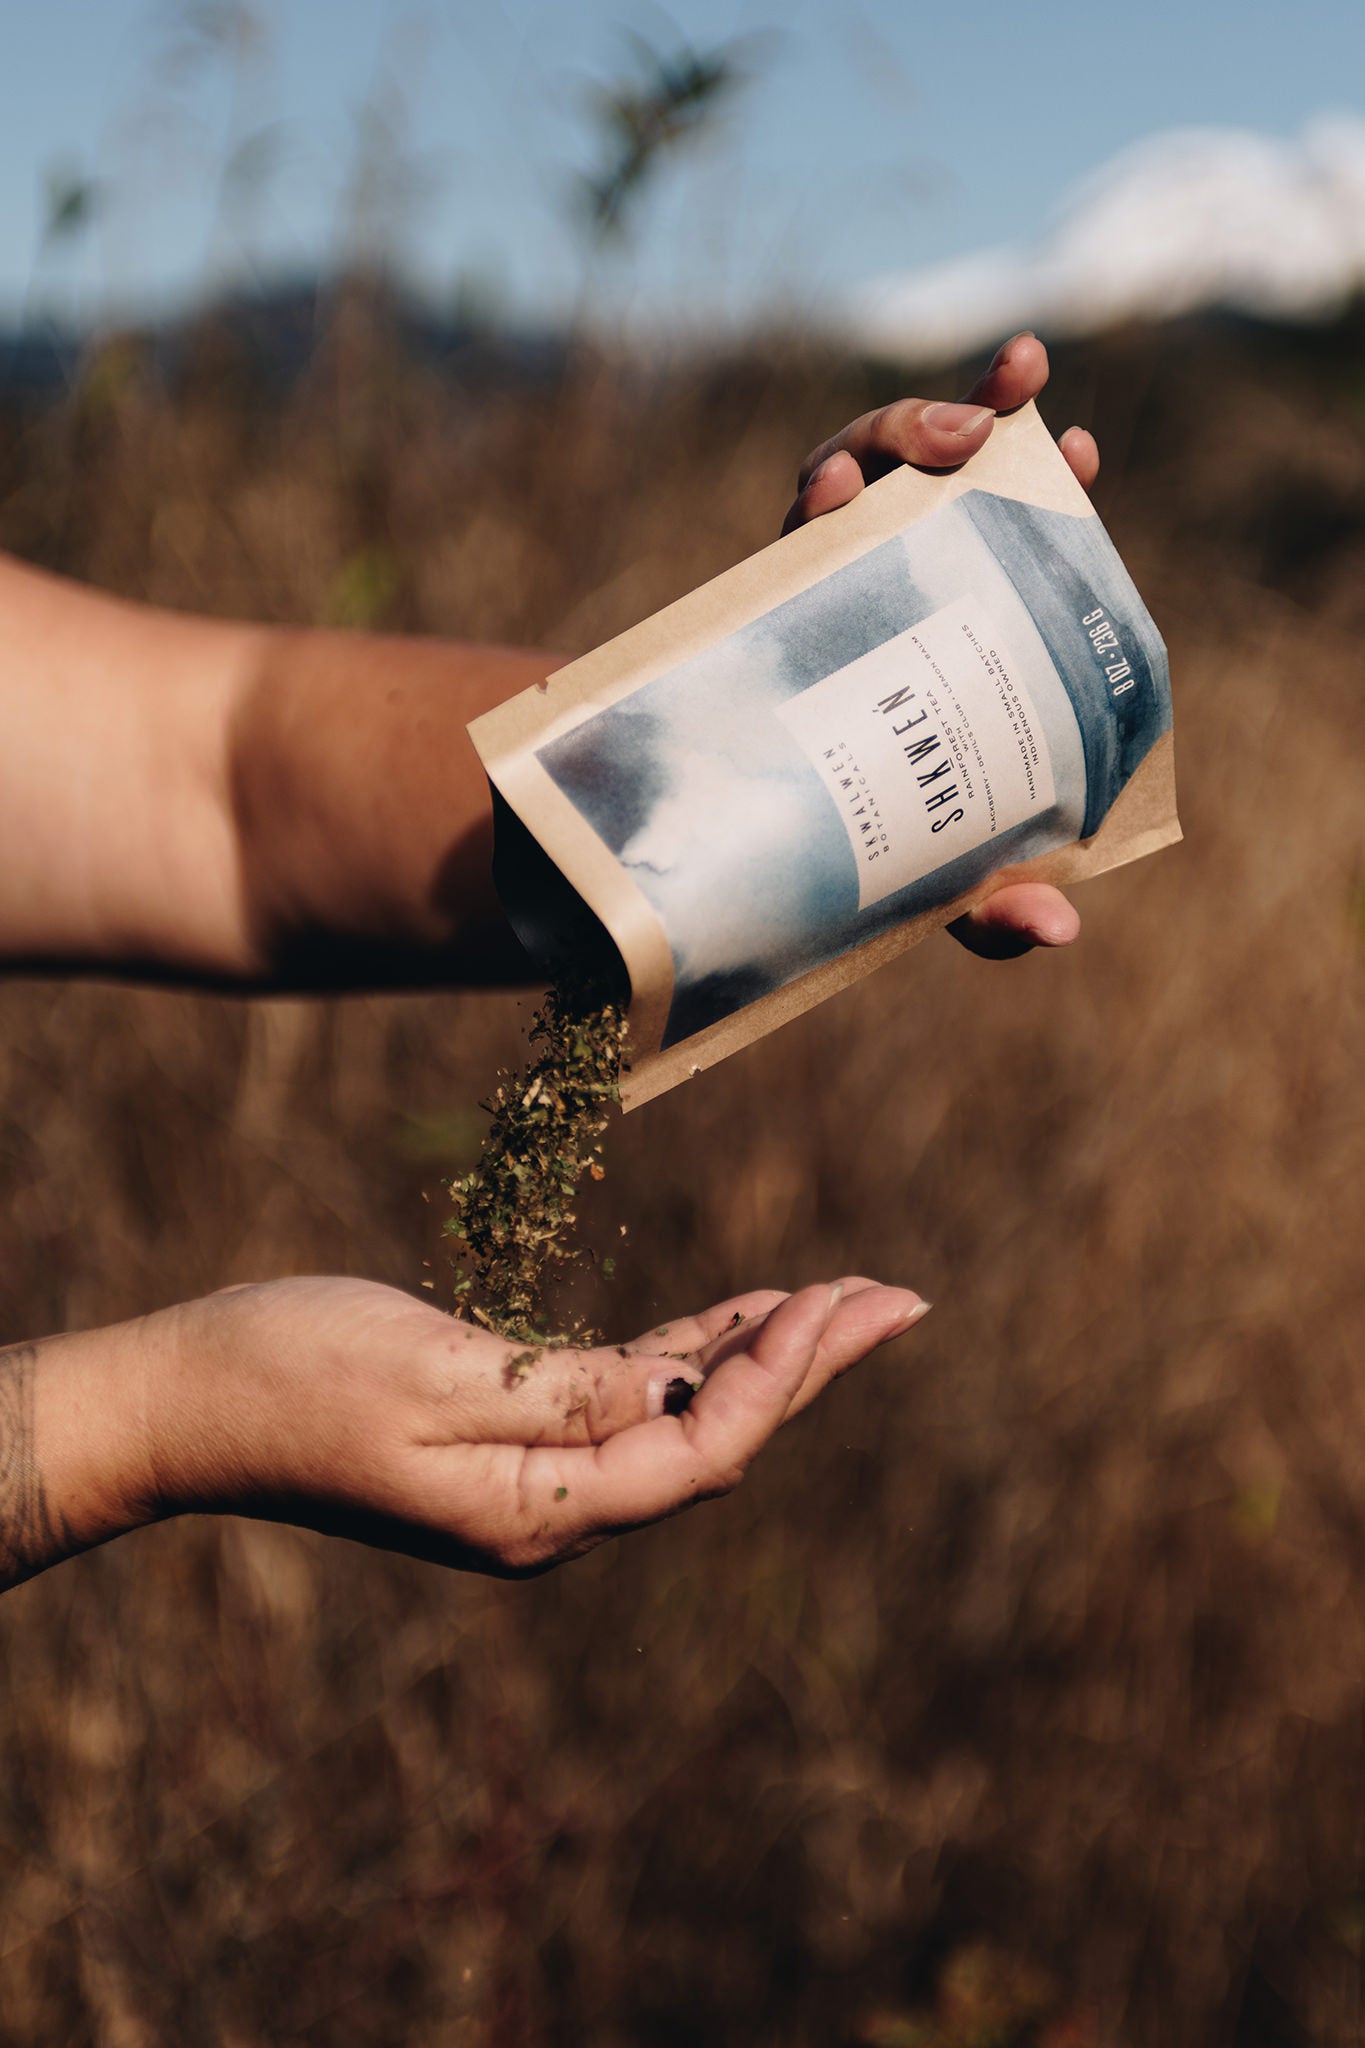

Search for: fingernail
xmin=647 ymin=1370 xmax=701 ymax=1420
xmin=804 ymin=456 xmax=832 ymax=493
xmin=903 ymin=1300 xmax=933 ymax=1325
xmin=922 ymin=402 xmax=993 ymax=438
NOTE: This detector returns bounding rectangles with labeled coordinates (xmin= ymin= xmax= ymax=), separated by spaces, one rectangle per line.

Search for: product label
xmin=776 ymin=596 xmax=1057 ymax=908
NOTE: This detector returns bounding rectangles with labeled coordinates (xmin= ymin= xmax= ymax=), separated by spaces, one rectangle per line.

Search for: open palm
xmin=147 ymin=1275 xmax=928 ymax=1575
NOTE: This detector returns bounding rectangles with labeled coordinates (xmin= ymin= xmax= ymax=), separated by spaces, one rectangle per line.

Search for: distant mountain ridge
xmin=852 ymin=115 xmax=1365 ymax=365
xmin=0 ymin=279 xmax=568 ymax=400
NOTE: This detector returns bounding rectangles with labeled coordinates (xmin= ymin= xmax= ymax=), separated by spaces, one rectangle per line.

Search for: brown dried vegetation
xmin=0 ymin=306 xmax=1361 ymax=2044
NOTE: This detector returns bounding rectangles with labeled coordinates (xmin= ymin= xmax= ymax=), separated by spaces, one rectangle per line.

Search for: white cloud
xmin=852 ymin=114 xmax=1365 ymax=363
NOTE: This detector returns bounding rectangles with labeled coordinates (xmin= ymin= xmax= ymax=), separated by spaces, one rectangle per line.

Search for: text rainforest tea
xmin=470 ymin=402 xmax=1179 ymax=1109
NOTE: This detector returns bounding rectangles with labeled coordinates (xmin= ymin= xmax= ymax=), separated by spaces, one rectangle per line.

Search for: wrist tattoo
xmin=0 ymin=1343 xmax=70 ymax=1590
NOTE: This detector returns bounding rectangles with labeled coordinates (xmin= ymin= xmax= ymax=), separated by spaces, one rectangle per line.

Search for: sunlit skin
xmin=0 ymin=335 xmax=1091 ymax=1588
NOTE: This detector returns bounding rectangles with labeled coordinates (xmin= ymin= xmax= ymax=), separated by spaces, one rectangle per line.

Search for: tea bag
xmin=471 ymin=403 xmax=1177 ymax=1108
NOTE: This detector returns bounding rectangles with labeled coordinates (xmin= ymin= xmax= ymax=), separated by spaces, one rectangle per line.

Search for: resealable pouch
xmin=469 ymin=401 xmax=1179 ymax=1109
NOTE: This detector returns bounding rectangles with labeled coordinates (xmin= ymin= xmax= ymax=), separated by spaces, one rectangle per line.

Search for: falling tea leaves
xmin=441 ymin=987 xmax=628 ymax=1345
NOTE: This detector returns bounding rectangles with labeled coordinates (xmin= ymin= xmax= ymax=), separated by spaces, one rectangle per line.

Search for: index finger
xmin=620 ymin=1288 xmax=792 ymax=1360
xmin=799 ymin=396 xmax=996 ymax=493
xmin=621 ymin=1278 xmax=884 ymax=1361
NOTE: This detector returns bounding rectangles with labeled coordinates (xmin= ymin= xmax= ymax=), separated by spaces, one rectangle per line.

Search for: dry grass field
xmin=0 ymin=302 xmax=1361 ymax=2045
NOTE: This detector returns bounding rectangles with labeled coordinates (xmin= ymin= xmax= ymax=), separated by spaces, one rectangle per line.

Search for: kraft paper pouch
xmin=469 ymin=401 xmax=1178 ymax=1110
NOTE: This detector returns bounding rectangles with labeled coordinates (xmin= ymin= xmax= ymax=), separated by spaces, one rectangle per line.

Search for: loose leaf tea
xmin=441 ymin=987 xmax=628 ymax=1343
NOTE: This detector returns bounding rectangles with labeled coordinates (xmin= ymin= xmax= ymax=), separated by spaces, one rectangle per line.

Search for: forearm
xmin=0 ymin=551 xmax=547 ymax=988
xmin=229 ymin=627 xmax=545 ymax=987
xmin=0 ymin=553 xmax=255 ymax=978
xmin=0 ymin=1320 xmax=157 ymax=1591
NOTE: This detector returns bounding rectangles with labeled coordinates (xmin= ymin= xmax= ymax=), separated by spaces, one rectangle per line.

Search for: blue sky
xmin=3 ymin=0 xmax=1363 ymax=329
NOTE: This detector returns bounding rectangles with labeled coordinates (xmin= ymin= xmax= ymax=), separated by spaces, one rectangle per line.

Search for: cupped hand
xmin=143 ymin=1275 xmax=929 ymax=1576
xmin=781 ymin=331 xmax=1094 ymax=961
